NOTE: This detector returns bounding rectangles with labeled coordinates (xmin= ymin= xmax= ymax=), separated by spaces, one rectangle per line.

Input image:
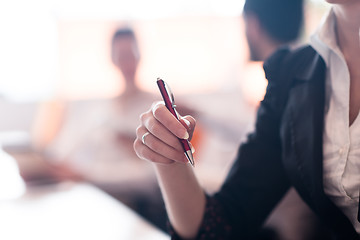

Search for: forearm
xmin=154 ymin=162 xmax=206 ymax=239
xmin=133 ymin=103 xmax=206 ymax=238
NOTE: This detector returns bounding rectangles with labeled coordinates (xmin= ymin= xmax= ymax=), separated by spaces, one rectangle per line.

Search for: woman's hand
xmin=134 ymin=102 xmax=205 ymax=239
xmin=134 ymin=101 xmax=196 ymax=165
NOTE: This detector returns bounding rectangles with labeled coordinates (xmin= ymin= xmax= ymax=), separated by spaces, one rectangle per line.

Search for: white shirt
xmin=310 ymin=9 xmax=360 ymax=233
xmin=46 ymin=93 xmax=158 ymax=185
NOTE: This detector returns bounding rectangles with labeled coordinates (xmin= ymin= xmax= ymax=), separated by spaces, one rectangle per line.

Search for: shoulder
xmin=263 ymin=45 xmax=320 ymax=82
xmin=264 ymin=45 xmax=318 ymax=69
xmin=259 ymin=45 xmax=324 ymax=113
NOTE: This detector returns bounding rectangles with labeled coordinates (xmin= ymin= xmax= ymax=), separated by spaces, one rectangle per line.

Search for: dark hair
xmin=112 ymin=27 xmax=136 ymax=45
xmin=243 ymin=0 xmax=303 ymax=43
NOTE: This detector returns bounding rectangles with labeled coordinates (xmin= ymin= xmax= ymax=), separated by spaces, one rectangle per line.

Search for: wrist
xmin=153 ymin=160 xmax=188 ymax=174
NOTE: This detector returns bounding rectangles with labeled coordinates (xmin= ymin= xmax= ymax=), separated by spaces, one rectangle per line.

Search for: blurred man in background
xmin=240 ymin=0 xmax=304 ymax=106
xmin=243 ymin=0 xmax=303 ymax=61
xmin=49 ymin=26 xmax=168 ymax=227
xmin=16 ymin=27 xmax=169 ymax=230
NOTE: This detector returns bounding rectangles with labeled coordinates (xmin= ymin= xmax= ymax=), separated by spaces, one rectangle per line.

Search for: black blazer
xmin=214 ymin=46 xmax=360 ymax=239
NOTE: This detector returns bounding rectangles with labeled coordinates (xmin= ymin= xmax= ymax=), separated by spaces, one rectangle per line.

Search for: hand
xmin=134 ymin=101 xmax=196 ymax=165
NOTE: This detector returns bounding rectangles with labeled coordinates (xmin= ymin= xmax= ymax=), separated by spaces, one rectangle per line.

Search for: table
xmin=0 ymin=182 xmax=169 ymax=240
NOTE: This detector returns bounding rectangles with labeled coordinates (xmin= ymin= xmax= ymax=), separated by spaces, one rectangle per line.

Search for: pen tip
xmin=185 ymin=151 xmax=195 ymax=167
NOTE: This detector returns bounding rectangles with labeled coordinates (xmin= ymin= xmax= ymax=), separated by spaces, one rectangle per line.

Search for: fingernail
xmin=189 ymin=142 xmax=196 ymax=154
xmin=183 ymin=118 xmax=190 ymax=128
xmin=183 ymin=131 xmax=189 ymax=140
xmin=177 ymin=129 xmax=189 ymax=139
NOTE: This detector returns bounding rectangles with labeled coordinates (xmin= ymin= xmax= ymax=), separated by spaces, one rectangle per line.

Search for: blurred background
xmin=0 ymin=0 xmax=329 ymax=101
xmin=0 ymin=0 xmax=331 ymax=239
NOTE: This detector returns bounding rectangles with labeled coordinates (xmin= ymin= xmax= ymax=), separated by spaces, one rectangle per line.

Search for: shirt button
xmin=339 ymin=148 xmax=343 ymax=155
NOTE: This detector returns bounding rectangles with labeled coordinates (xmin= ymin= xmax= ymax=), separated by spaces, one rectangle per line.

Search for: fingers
xmin=140 ymin=110 xmax=184 ymax=152
xmin=134 ymin=126 xmax=188 ymax=164
xmin=152 ymin=102 xmax=190 ymax=140
xmin=133 ymin=101 xmax=196 ymax=165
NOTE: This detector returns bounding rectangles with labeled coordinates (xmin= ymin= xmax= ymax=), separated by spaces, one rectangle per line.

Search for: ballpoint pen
xmin=156 ymin=78 xmax=195 ymax=166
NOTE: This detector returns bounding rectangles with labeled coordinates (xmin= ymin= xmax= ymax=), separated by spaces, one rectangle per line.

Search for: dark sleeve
xmin=168 ymin=48 xmax=293 ymax=240
xmin=168 ymin=195 xmax=232 ymax=240
xmin=212 ymin=48 xmax=293 ymax=238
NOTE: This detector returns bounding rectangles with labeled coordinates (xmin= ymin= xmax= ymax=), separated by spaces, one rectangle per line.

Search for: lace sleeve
xmin=168 ymin=195 xmax=232 ymax=240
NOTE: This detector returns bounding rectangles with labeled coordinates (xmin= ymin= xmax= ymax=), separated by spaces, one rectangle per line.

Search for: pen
xmin=156 ymin=78 xmax=195 ymax=166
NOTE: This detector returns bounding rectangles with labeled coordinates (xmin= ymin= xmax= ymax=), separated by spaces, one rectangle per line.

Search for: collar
xmin=309 ymin=8 xmax=344 ymax=67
